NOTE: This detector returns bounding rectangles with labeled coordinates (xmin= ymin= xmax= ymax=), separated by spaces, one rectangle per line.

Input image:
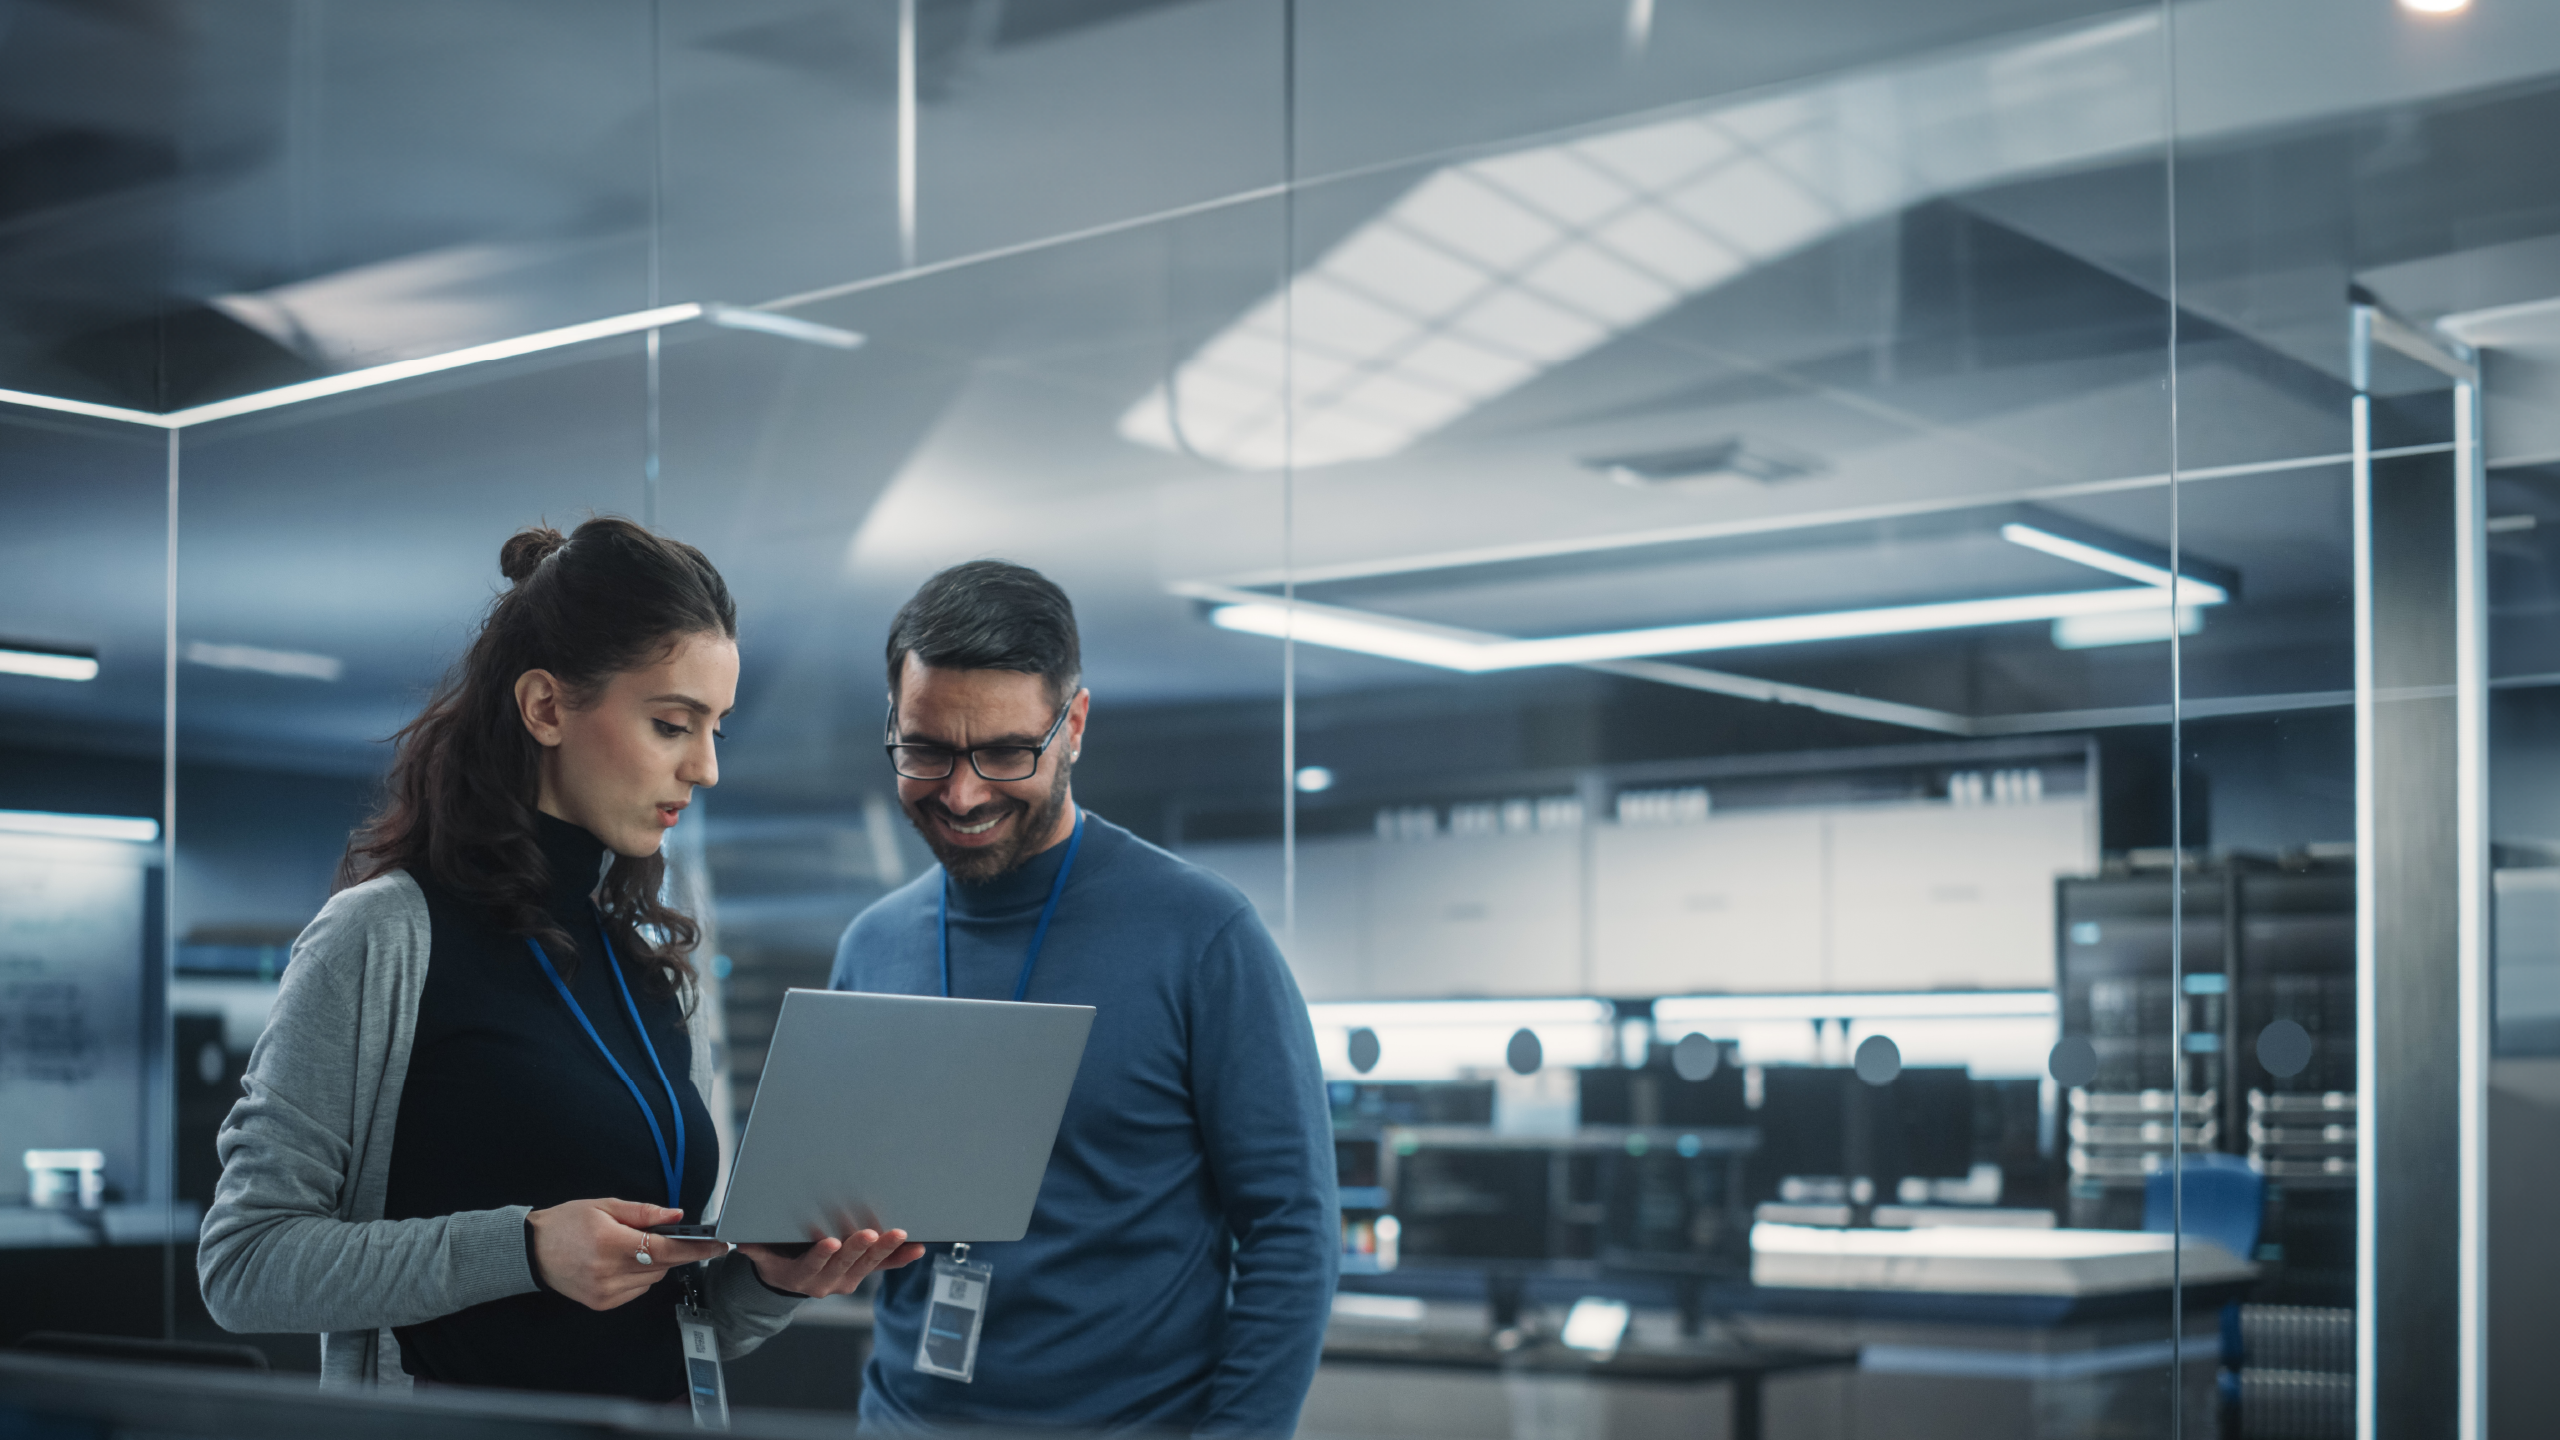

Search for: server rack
xmin=2056 ymin=869 xmax=2235 ymax=1231
xmin=2230 ymin=869 xmax=2357 ymax=1306
xmin=2057 ymin=860 xmax=2357 ymax=1439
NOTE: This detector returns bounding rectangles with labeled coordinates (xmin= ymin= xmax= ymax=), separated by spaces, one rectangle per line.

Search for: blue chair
xmin=2142 ymin=1152 xmax=2264 ymax=1262
xmin=2142 ymin=1152 xmax=2264 ymax=1397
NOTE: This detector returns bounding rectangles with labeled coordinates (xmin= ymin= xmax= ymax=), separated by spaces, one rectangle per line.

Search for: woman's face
xmin=516 ymin=630 xmax=739 ymax=857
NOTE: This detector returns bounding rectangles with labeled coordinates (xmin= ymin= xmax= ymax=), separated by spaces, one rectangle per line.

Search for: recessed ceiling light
xmin=2401 ymin=0 xmax=2469 ymax=13
xmin=1295 ymin=766 xmax=1336 ymax=793
xmin=0 ymin=642 xmax=98 ymax=682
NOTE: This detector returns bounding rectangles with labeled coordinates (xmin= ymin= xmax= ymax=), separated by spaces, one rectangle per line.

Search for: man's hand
xmin=740 ymin=1229 xmax=927 ymax=1298
xmin=528 ymin=1199 xmax=727 ymax=1312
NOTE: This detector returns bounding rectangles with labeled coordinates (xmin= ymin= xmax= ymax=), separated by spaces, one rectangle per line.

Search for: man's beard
xmin=905 ymin=758 xmax=1074 ymax=885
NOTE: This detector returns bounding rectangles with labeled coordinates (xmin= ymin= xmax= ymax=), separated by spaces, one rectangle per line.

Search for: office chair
xmin=2141 ymin=1152 xmax=2266 ymax=1405
xmin=2141 ymin=1152 xmax=2265 ymax=1262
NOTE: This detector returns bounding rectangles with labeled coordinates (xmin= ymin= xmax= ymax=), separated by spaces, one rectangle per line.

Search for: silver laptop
xmin=655 ymin=989 xmax=1094 ymax=1245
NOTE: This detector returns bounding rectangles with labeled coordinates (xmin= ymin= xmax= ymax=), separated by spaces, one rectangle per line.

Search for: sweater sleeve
xmin=1187 ymin=908 xmax=1339 ymax=1438
xmin=196 ymin=888 xmax=538 ymax=1335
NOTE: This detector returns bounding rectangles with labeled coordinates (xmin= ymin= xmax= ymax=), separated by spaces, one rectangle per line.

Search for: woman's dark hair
xmin=338 ymin=516 xmax=737 ymax=1002
xmin=885 ymin=560 xmax=1081 ymax=704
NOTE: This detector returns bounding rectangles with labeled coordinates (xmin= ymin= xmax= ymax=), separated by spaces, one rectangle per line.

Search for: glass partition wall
xmin=1265 ymin=6 xmax=2198 ymax=1435
xmin=5 ymin=1 xmax=2558 ymax=1436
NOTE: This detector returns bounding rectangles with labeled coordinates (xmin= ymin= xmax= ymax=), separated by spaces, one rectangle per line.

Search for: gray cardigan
xmin=197 ymin=872 xmax=802 ymax=1388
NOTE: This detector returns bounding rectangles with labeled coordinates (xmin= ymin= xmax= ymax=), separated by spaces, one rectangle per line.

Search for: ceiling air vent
xmin=1583 ymin=437 xmax=1825 ymax=489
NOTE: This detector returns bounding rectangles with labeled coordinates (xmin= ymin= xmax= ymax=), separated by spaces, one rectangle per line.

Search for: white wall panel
xmin=1591 ymin=811 xmax=1827 ymax=994
xmin=1825 ymin=800 xmax=2093 ymax=991
xmin=1177 ymin=836 xmax=1371 ymax=1000
xmin=1365 ymin=831 xmax=1584 ymax=997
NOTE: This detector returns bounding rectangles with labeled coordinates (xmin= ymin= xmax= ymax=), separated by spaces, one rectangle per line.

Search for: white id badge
xmin=676 ymin=1299 xmax=730 ymax=1429
xmin=913 ymin=1249 xmax=992 ymax=1383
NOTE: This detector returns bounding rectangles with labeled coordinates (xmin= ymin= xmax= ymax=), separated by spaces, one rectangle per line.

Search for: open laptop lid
xmin=706 ymin=989 xmax=1094 ymax=1245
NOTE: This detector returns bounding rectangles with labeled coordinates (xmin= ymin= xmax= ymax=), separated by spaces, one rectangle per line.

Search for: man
xmin=829 ymin=560 xmax=1337 ymax=1437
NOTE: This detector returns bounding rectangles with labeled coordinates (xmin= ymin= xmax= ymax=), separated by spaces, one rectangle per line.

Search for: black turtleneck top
xmin=384 ymin=813 xmax=718 ymax=1399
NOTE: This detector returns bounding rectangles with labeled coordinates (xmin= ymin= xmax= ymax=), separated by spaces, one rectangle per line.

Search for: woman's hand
xmin=528 ymin=1199 xmax=727 ymax=1312
xmin=740 ymin=1229 xmax=927 ymax=1299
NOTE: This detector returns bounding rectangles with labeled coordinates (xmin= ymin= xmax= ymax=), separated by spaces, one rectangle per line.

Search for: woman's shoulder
xmin=287 ymin=873 xmax=430 ymax=978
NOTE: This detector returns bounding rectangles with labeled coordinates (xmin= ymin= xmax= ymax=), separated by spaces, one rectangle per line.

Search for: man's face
xmin=891 ymin=655 xmax=1088 ymax=884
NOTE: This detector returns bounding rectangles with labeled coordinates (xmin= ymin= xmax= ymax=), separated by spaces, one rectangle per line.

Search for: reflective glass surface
xmin=9 ymin=1 xmax=2560 ymax=1432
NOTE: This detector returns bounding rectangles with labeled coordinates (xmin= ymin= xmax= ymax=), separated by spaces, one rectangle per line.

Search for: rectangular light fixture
xmin=0 ymin=304 xmax=704 ymax=430
xmin=2052 ymin=606 xmax=2204 ymax=650
xmin=183 ymin=641 xmax=344 ymax=681
xmin=0 ymin=809 xmax=159 ymax=842
xmin=163 ymin=304 xmax=706 ymax=427
xmin=2000 ymin=522 xmax=2227 ymax=604
xmin=1213 ymin=584 xmax=2193 ymax=673
xmin=0 ymin=643 xmax=99 ymax=682
xmin=0 ymin=387 xmax=163 ymax=427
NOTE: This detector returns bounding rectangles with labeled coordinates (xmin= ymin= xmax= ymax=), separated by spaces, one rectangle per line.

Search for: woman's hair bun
xmin=499 ymin=525 xmax=567 ymax=585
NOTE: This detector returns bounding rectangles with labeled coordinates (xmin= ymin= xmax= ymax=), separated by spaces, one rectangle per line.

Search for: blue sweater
xmin=829 ymin=811 xmax=1337 ymax=1436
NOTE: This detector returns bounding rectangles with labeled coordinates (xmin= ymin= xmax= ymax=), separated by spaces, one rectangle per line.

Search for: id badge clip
xmin=914 ymin=1242 xmax=992 ymax=1384
xmin=676 ymin=1269 xmax=730 ymax=1430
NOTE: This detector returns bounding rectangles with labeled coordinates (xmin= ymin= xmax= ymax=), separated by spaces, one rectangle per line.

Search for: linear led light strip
xmin=1204 ymin=522 xmax=2225 ymax=672
xmin=0 ymin=644 xmax=99 ymax=681
xmin=0 ymin=809 xmax=159 ymax=842
xmin=0 ymin=303 xmax=860 ymax=431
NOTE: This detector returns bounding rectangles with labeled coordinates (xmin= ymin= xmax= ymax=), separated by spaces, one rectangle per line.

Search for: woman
xmin=199 ymin=517 xmax=924 ymax=1397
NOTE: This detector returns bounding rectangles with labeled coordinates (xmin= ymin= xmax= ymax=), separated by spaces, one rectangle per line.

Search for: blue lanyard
xmin=939 ymin=809 xmax=1084 ymax=1002
xmin=525 ymin=915 xmax=686 ymax=1212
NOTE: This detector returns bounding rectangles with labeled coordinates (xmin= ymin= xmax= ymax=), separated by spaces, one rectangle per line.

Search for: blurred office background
xmin=3 ymin=0 xmax=2558 ymax=1436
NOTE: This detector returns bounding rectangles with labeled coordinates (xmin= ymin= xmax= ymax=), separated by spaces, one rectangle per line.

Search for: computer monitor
xmin=1388 ymin=1146 xmax=1551 ymax=1263
xmin=1750 ymin=1064 xmax=1976 ymax=1196
xmin=1329 ymin=1080 xmax=1496 ymax=1128
xmin=1595 ymin=1147 xmax=1750 ymax=1275
xmin=1753 ymin=1066 xmax=1850 ymax=1185
xmin=1577 ymin=1051 xmax=1747 ymax=1128
xmin=1335 ymin=1136 xmax=1382 ymax=1191
xmin=1864 ymin=1066 xmax=1974 ymax=1183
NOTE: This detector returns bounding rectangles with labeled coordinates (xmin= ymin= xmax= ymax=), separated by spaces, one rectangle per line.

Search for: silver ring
xmin=635 ymin=1249 xmax=654 ymax=1266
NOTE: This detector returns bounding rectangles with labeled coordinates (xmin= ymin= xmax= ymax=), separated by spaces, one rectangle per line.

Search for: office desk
xmin=1310 ymin=1329 xmax=1853 ymax=1440
xmin=1735 ymin=1225 xmax=2253 ymax=1440
xmin=1749 ymin=1222 xmax=2255 ymax=1297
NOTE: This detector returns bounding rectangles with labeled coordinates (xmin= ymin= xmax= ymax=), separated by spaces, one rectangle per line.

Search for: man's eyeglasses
xmin=884 ymin=693 xmax=1076 ymax=782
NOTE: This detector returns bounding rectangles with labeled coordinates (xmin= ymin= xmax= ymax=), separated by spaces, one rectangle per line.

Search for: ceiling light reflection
xmin=1121 ymin=11 xmax=2170 ymax=471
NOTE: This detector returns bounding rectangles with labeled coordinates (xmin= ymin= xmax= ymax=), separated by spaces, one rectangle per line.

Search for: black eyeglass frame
xmin=883 ymin=691 xmax=1078 ymax=782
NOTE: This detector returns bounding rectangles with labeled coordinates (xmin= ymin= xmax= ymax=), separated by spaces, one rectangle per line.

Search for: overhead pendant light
xmin=1205 ymin=515 xmax=2231 ymax=673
